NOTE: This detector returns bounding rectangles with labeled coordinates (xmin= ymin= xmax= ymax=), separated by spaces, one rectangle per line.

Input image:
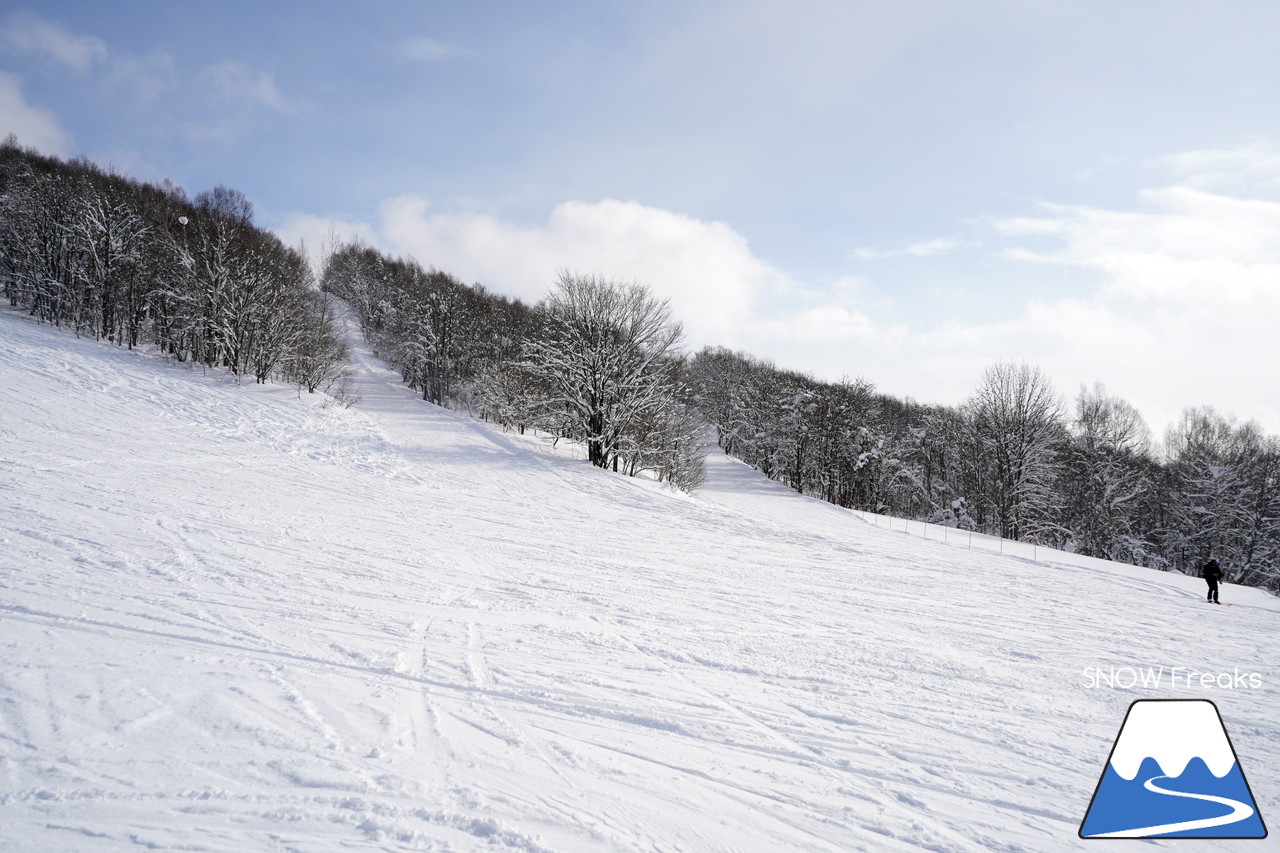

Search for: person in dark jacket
xmin=1203 ymin=558 xmax=1223 ymax=604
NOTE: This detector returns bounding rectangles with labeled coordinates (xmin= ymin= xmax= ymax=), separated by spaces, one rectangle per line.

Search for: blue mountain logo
xmin=1080 ymin=699 xmax=1267 ymax=838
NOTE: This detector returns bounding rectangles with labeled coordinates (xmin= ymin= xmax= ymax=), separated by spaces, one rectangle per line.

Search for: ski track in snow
xmin=1 ymin=308 xmax=1277 ymax=851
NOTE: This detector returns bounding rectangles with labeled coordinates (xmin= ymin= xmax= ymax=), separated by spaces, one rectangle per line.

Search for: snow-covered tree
xmin=966 ymin=361 xmax=1065 ymax=542
xmin=1060 ymin=384 xmax=1154 ymax=563
xmin=523 ymin=272 xmax=689 ymax=474
xmin=1160 ymin=408 xmax=1280 ymax=587
xmin=285 ymin=291 xmax=352 ymax=395
xmin=0 ymin=142 xmax=348 ymax=392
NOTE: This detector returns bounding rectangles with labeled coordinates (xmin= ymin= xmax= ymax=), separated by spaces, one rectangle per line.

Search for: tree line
xmin=4 ymin=140 xmax=1275 ymax=591
xmin=687 ymin=350 xmax=1280 ymax=591
xmin=320 ymin=244 xmax=705 ymax=489
xmin=0 ymin=141 xmax=703 ymax=489
xmin=0 ymin=137 xmax=349 ymax=394
xmin=322 ymin=236 xmax=1280 ymax=594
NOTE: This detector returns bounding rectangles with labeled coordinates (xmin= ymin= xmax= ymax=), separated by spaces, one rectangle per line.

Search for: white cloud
xmin=996 ymin=187 xmax=1280 ymax=312
xmin=750 ymin=152 xmax=1280 ymax=433
xmin=825 ymin=274 xmax=874 ymax=305
xmin=276 ymin=198 xmax=908 ymax=354
xmin=397 ymin=37 xmax=468 ymax=62
xmin=108 ymin=51 xmax=177 ymax=100
xmin=371 ymin=197 xmax=795 ymax=348
xmin=754 ymin=305 xmax=907 ymax=347
xmin=0 ymin=12 xmax=173 ymax=107
xmin=991 ymin=213 xmax=1065 ymax=237
xmin=1157 ymin=140 xmax=1280 ymax=194
xmin=982 ymin=175 xmax=1280 ymax=433
xmin=853 ymin=236 xmax=961 ymax=259
xmin=0 ymin=71 xmax=69 ymax=154
xmin=0 ymin=11 xmax=106 ymax=72
xmin=202 ymin=61 xmax=298 ymax=114
xmin=275 ymin=149 xmax=1280 ymax=435
xmin=272 ymin=213 xmax=380 ymax=272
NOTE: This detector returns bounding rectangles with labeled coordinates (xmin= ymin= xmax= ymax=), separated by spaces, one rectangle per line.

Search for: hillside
xmin=1 ymin=310 xmax=1276 ymax=851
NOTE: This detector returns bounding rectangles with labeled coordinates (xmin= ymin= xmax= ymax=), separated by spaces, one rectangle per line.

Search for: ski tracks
xmin=586 ymin=617 xmax=991 ymax=853
xmin=460 ymin=615 xmax=589 ymax=800
xmin=394 ymin=562 xmax=615 ymax=846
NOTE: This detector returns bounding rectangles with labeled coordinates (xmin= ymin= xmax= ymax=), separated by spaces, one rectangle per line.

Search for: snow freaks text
xmin=1082 ymin=667 xmax=1264 ymax=690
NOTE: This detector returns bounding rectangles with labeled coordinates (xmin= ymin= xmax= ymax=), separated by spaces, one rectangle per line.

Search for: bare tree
xmin=1061 ymin=383 xmax=1153 ymax=562
xmin=967 ymin=361 xmax=1065 ymax=541
xmin=286 ymin=291 xmax=353 ymax=396
xmin=0 ymin=144 xmax=348 ymax=389
xmin=1161 ymin=407 xmax=1280 ymax=584
xmin=524 ymin=272 xmax=686 ymax=472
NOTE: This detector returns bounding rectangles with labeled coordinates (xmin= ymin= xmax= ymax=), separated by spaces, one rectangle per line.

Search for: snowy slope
xmin=1 ymin=310 xmax=1276 ymax=852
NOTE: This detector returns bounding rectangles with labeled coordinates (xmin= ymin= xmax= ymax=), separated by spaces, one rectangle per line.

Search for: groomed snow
xmin=1 ymin=309 xmax=1276 ymax=851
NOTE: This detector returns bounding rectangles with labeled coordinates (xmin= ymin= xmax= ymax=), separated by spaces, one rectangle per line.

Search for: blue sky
xmin=4 ymin=1 xmax=1280 ymax=436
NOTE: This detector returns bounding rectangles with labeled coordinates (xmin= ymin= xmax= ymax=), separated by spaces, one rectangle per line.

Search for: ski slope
xmin=1 ymin=309 xmax=1276 ymax=851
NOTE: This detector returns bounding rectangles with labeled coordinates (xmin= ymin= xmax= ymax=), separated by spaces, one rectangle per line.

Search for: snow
xmin=1 ymin=308 xmax=1277 ymax=851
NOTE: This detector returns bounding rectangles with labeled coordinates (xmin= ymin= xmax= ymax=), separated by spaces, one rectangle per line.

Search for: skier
xmin=1203 ymin=558 xmax=1223 ymax=604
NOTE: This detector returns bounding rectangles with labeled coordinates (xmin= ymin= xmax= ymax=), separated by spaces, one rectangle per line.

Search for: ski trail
xmin=7 ymin=308 xmax=1280 ymax=850
xmin=1085 ymin=775 xmax=1255 ymax=838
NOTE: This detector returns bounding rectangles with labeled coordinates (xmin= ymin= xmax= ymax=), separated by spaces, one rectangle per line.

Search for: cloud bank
xmin=202 ymin=61 xmax=298 ymax=115
xmin=280 ymin=197 xmax=886 ymax=351
xmin=983 ymin=170 xmax=1280 ymax=434
xmin=0 ymin=10 xmax=106 ymax=71
xmin=0 ymin=71 xmax=69 ymax=153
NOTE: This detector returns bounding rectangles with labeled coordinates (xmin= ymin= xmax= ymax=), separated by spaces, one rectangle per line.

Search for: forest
xmin=0 ymin=137 xmax=349 ymax=394
xmin=685 ymin=350 xmax=1280 ymax=590
xmin=3 ymin=140 xmax=1277 ymax=592
xmin=319 ymin=246 xmax=706 ymax=490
